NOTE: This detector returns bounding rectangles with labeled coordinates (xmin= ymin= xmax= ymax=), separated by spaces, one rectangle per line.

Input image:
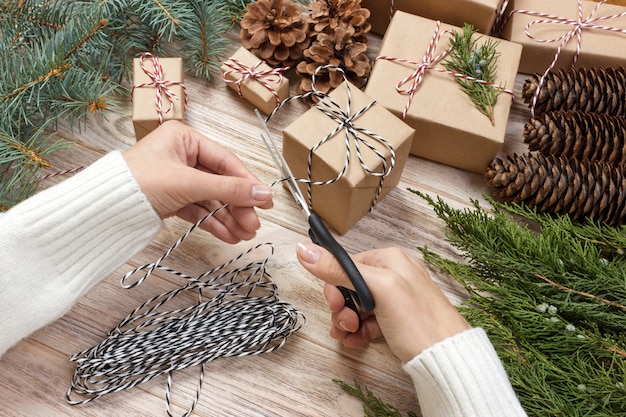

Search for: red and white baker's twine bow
xmin=132 ymin=52 xmax=187 ymax=125
xmin=507 ymin=0 xmax=626 ymax=117
xmin=222 ymin=57 xmax=289 ymax=107
xmin=265 ymin=65 xmax=395 ymax=213
xmin=376 ymin=20 xmax=514 ymax=121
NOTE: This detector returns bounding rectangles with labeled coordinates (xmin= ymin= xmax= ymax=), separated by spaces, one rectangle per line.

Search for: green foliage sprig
xmin=410 ymin=189 xmax=626 ymax=417
xmin=0 ymin=0 xmax=255 ymax=210
xmin=334 ymin=379 xmax=418 ymax=417
xmin=332 ymin=191 xmax=626 ymax=416
xmin=443 ymin=24 xmax=503 ymax=125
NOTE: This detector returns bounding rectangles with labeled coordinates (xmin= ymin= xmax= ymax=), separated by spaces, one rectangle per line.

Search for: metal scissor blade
xmin=255 ymin=109 xmax=311 ymax=216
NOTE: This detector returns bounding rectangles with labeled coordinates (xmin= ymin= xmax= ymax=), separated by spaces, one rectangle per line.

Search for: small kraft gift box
xmin=221 ymin=47 xmax=290 ymax=115
xmin=132 ymin=53 xmax=186 ymax=140
xmin=500 ymin=0 xmax=626 ymax=75
xmin=365 ymin=11 xmax=522 ymax=174
xmin=362 ymin=0 xmax=506 ymax=35
xmin=282 ymin=81 xmax=415 ymax=235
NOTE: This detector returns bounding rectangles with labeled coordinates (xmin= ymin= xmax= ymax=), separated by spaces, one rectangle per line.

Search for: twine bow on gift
xmin=132 ymin=52 xmax=187 ymax=125
xmin=266 ymin=65 xmax=395 ymax=214
xmin=509 ymin=0 xmax=626 ymax=117
xmin=222 ymin=57 xmax=289 ymax=107
xmin=376 ymin=21 xmax=514 ymax=121
xmin=376 ymin=21 xmax=454 ymax=120
xmin=304 ymin=66 xmax=396 ymax=210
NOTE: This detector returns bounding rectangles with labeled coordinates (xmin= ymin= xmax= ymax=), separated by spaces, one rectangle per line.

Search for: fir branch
xmin=177 ymin=1 xmax=231 ymax=80
xmin=0 ymin=0 xmax=257 ymax=208
xmin=130 ymin=0 xmax=193 ymax=42
xmin=0 ymin=122 xmax=70 ymax=210
xmin=443 ymin=24 xmax=503 ymax=125
xmin=63 ymin=17 xmax=108 ymax=61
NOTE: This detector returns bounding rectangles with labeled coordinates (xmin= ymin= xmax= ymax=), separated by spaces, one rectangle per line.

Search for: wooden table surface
xmin=0 ymin=2 xmax=619 ymax=414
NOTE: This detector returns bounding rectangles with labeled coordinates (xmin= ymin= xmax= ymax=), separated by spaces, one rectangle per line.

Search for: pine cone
xmin=522 ymin=67 xmax=626 ymax=117
xmin=240 ymin=0 xmax=310 ymax=66
xmin=306 ymin=0 xmax=371 ymax=39
xmin=296 ymin=22 xmax=370 ymax=94
xmin=486 ymin=153 xmax=626 ymax=226
xmin=524 ymin=111 xmax=626 ymax=165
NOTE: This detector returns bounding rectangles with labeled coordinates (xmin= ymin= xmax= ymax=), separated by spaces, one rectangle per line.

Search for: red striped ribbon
xmin=376 ymin=21 xmax=514 ymax=120
xmin=222 ymin=57 xmax=289 ymax=107
xmin=508 ymin=0 xmax=626 ymax=117
xmin=132 ymin=52 xmax=187 ymax=125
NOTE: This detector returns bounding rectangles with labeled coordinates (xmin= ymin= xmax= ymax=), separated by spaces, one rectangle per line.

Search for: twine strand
xmin=39 ymin=166 xmax=85 ymax=181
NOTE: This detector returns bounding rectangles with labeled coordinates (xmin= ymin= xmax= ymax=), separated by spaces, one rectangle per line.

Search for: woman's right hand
xmin=296 ymin=244 xmax=470 ymax=363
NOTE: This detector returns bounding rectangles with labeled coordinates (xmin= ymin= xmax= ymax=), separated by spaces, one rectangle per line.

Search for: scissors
xmin=255 ymin=109 xmax=375 ymax=315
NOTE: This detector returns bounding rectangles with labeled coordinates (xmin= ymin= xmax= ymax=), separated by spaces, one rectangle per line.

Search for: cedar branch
xmin=534 ymin=273 xmax=626 ymax=311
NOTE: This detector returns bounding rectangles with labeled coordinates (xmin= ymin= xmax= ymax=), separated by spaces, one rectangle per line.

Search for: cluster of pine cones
xmin=486 ymin=67 xmax=626 ymax=226
xmin=239 ymin=0 xmax=371 ymax=94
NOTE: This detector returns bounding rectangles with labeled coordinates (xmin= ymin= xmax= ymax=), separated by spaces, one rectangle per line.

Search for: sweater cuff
xmin=8 ymin=150 xmax=162 ymax=295
xmin=402 ymin=328 xmax=527 ymax=417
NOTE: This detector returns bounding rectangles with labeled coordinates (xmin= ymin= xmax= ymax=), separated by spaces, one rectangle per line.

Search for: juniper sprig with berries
xmin=443 ymin=24 xmax=503 ymax=125
xmin=338 ymin=189 xmax=626 ymax=416
xmin=411 ymin=189 xmax=626 ymax=417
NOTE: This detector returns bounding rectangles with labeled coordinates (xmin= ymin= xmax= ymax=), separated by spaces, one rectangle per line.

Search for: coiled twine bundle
xmin=66 ymin=207 xmax=304 ymax=416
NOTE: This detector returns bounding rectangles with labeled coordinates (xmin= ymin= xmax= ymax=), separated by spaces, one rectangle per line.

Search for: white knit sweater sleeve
xmin=0 ymin=151 xmax=162 ymax=355
xmin=403 ymin=327 xmax=528 ymax=417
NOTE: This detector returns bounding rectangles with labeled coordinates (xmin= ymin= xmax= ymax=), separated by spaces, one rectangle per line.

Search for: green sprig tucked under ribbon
xmin=443 ymin=24 xmax=503 ymax=125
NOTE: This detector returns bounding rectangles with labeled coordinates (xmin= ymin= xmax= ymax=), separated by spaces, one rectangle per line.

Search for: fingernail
xmin=339 ymin=321 xmax=349 ymax=331
xmin=252 ymin=184 xmax=272 ymax=201
xmin=297 ymin=242 xmax=321 ymax=264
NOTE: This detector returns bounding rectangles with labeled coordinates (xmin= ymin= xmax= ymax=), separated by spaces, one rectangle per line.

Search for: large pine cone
xmin=524 ymin=111 xmax=626 ymax=165
xmin=296 ymin=22 xmax=370 ymax=94
xmin=307 ymin=0 xmax=371 ymax=39
xmin=240 ymin=0 xmax=309 ymax=66
xmin=522 ymin=67 xmax=626 ymax=117
xmin=486 ymin=153 xmax=626 ymax=226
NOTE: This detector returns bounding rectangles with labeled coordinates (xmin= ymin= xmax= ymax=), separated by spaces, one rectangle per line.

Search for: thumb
xmin=296 ymin=242 xmax=353 ymax=289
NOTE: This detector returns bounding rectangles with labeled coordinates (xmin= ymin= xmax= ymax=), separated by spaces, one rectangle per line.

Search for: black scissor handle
xmin=307 ymin=212 xmax=375 ymax=313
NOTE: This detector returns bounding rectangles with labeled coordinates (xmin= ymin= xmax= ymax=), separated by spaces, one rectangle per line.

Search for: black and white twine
xmin=266 ymin=65 xmax=396 ymax=214
xmin=66 ymin=205 xmax=305 ymax=416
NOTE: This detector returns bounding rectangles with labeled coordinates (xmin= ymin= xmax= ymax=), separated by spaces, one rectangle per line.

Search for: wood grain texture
xmin=0 ymin=3 xmax=621 ymax=414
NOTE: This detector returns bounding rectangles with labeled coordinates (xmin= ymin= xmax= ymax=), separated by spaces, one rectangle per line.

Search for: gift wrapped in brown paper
xmin=362 ymin=0 xmax=505 ymax=35
xmin=282 ymin=81 xmax=414 ymax=235
xmin=501 ymin=0 xmax=626 ymax=75
xmin=221 ymin=47 xmax=290 ymax=115
xmin=132 ymin=53 xmax=186 ymax=140
xmin=364 ymin=12 xmax=521 ymax=173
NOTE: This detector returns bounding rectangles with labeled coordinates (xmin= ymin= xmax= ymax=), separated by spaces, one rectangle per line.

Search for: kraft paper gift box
xmin=221 ymin=47 xmax=290 ymax=115
xmin=362 ymin=0 xmax=505 ymax=35
xmin=132 ymin=54 xmax=185 ymax=140
xmin=501 ymin=0 xmax=626 ymax=75
xmin=282 ymin=81 xmax=415 ymax=235
xmin=365 ymin=12 xmax=522 ymax=173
